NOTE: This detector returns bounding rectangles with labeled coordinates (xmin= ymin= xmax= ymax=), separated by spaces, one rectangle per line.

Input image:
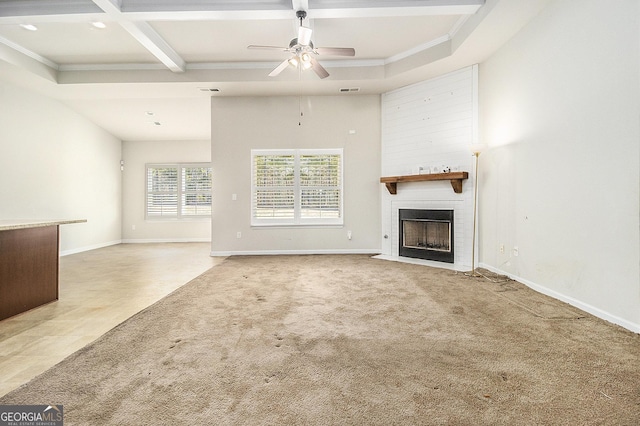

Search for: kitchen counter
xmin=0 ymin=219 xmax=86 ymax=231
xmin=0 ymin=219 xmax=86 ymax=320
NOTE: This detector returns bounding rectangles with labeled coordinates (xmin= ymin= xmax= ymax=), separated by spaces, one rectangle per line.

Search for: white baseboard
xmin=479 ymin=262 xmax=640 ymax=334
xmin=210 ymin=249 xmax=381 ymax=257
xmin=122 ymin=238 xmax=211 ymax=244
xmin=60 ymin=240 xmax=122 ymax=256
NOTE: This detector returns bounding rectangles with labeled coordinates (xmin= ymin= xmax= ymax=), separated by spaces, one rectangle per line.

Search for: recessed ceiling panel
xmin=0 ymin=0 xmax=102 ymax=17
xmin=151 ymin=19 xmax=296 ymax=62
xmin=0 ymin=21 xmax=159 ymax=64
xmin=312 ymin=16 xmax=460 ymax=59
xmin=151 ymin=14 xmax=460 ymax=63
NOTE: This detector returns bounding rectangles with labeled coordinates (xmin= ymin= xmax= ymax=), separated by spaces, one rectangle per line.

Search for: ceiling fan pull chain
xmin=298 ymin=75 xmax=303 ymax=126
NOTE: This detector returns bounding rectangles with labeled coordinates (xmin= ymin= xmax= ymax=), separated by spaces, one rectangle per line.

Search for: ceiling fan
xmin=248 ymin=10 xmax=355 ymax=79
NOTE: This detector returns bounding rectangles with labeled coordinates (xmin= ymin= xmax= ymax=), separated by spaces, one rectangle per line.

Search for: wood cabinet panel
xmin=0 ymin=225 xmax=59 ymax=320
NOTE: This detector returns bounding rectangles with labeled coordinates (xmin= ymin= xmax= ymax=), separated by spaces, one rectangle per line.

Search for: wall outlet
xmin=232 ymin=193 xmax=237 ymax=201
xmin=347 ymin=230 xmax=352 ymax=240
xmin=132 ymin=224 xmax=136 ymax=231
xmin=513 ymin=246 xmax=519 ymax=257
xmin=236 ymin=232 xmax=241 ymax=239
xmin=499 ymin=244 xmax=504 ymax=254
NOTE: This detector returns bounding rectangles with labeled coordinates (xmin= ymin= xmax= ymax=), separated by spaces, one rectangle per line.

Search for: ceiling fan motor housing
xmin=289 ymin=39 xmax=314 ymax=50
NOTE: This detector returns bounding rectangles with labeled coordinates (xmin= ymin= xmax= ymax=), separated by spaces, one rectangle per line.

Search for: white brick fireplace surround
xmin=377 ymin=66 xmax=478 ymax=271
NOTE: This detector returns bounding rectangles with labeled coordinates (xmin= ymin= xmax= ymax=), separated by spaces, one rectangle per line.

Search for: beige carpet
xmin=1 ymin=255 xmax=639 ymax=425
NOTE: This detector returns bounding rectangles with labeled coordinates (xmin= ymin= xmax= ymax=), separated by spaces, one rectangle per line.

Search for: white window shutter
xmin=146 ymin=163 xmax=212 ymax=219
xmin=251 ymin=149 xmax=343 ymax=226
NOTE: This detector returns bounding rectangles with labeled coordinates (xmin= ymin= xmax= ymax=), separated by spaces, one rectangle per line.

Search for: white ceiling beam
xmin=308 ymin=5 xmax=482 ymax=19
xmin=125 ymin=4 xmax=479 ymax=21
xmin=124 ymin=10 xmax=294 ymax=21
xmin=0 ymin=35 xmax=58 ymax=70
xmin=0 ymin=39 xmax=58 ymax=82
xmin=0 ymin=14 xmax=111 ymax=25
xmin=91 ymin=0 xmax=186 ymax=73
xmin=292 ymin=0 xmax=309 ymax=12
xmin=0 ymin=10 xmax=294 ymax=24
xmin=119 ymin=21 xmax=186 ymax=72
xmin=91 ymin=0 xmax=122 ymax=15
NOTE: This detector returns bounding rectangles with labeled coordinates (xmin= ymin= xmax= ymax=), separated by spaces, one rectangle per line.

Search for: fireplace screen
xmin=403 ymin=220 xmax=451 ymax=252
xmin=399 ymin=209 xmax=454 ymax=263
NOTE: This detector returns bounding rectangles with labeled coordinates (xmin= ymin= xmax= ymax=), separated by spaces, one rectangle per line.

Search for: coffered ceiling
xmin=0 ymin=0 xmax=550 ymax=141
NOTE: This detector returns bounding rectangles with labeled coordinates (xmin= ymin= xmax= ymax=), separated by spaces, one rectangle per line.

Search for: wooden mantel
xmin=380 ymin=172 xmax=469 ymax=194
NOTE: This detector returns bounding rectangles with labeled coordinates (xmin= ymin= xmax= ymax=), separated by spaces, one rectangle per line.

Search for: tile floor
xmin=0 ymin=243 xmax=224 ymax=397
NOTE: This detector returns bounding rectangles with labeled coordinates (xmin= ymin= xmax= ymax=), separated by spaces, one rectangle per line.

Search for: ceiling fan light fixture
xmin=288 ymin=57 xmax=299 ymax=68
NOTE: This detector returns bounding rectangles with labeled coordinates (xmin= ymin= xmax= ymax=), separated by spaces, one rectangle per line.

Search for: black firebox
xmin=399 ymin=209 xmax=454 ymax=263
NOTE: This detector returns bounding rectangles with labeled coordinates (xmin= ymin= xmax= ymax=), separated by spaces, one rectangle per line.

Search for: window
xmin=251 ymin=149 xmax=343 ymax=226
xmin=146 ymin=163 xmax=212 ymax=219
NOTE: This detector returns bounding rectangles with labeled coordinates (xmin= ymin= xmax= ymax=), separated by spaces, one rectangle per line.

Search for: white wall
xmin=121 ymin=139 xmax=211 ymax=242
xmin=211 ymin=95 xmax=381 ymax=255
xmin=479 ymin=0 xmax=640 ymax=331
xmin=0 ymin=80 xmax=122 ymax=254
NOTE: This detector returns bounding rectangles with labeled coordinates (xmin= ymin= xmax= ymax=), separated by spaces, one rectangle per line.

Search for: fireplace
xmin=399 ymin=209 xmax=454 ymax=263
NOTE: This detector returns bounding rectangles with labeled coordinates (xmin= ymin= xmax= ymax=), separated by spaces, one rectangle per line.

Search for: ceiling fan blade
xmin=268 ymin=59 xmax=291 ymax=77
xmin=309 ymin=57 xmax=329 ymax=79
xmin=247 ymin=45 xmax=288 ymax=51
xmin=315 ymin=47 xmax=356 ymax=57
xmin=298 ymin=26 xmax=312 ymax=46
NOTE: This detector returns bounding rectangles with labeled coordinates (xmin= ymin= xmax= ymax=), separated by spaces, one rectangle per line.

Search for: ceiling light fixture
xmin=20 ymin=24 xmax=38 ymax=31
xmin=92 ymin=21 xmax=106 ymax=29
xmin=247 ymin=10 xmax=355 ymax=79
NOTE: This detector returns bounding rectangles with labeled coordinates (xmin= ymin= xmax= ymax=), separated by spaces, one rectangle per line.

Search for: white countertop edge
xmin=0 ymin=219 xmax=87 ymax=231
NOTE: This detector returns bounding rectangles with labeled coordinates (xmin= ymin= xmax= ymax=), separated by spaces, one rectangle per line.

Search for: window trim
xmin=145 ymin=162 xmax=212 ymax=220
xmin=251 ymin=149 xmax=343 ymax=227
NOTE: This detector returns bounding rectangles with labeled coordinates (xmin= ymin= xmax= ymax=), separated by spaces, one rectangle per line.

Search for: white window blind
xmin=146 ymin=163 xmax=211 ymax=219
xmin=251 ymin=149 xmax=343 ymax=226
